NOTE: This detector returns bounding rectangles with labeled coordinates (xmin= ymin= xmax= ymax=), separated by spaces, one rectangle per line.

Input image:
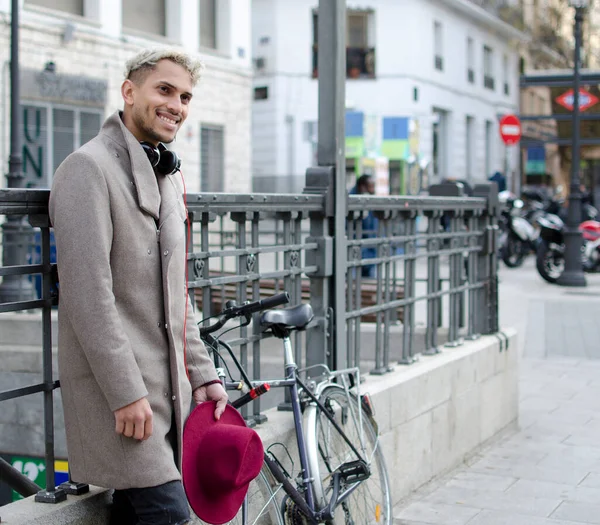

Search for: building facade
xmin=0 ymin=0 xmax=252 ymax=194
xmin=252 ymin=0 xmax=527 ymax=195
xmin=514 ymin=0 xmax=569 ymax=192
xmin=514 ymin=0 xmax=600 ymax=195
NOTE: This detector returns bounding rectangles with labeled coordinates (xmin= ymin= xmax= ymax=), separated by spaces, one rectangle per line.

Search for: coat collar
xmin=101 ymin=111 xmax=161 ymax=220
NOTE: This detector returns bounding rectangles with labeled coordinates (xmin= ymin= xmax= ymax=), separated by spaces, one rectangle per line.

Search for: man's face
xmin=360 ymin=179 xmax=375 ymax=195
xmin=122 ymin=59 xmax=193 ymax=145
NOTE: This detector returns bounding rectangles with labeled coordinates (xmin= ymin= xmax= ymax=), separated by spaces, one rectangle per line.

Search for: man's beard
xmin=133 ymin=107 xmax=174 ymax=144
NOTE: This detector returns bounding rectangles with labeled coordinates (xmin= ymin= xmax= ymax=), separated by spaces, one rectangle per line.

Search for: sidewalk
xmin=393 ymin=260 xmax=600 ymax=525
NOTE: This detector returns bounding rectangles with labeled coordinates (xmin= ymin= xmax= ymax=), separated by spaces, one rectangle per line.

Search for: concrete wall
xmin=0 ymin=312 xmax=481 ymax=459
xmin=0 ymin=330 xmax=518 ymax=524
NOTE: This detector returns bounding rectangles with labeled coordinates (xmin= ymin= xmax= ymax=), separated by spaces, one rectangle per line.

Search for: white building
xmin=0 ymin=0 xmax=252 ymax=193
xmin=252 ymin=0 xmax=528 ymax=195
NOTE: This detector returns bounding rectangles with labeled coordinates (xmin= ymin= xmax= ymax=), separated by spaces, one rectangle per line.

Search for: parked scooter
xmin=498 ymin=194 xmax=540 ymax=268
xmin=536 ymin=213 xmax=565 ymax=284
xmin=536 ymin=214 xmax=600 ymax=283
xmin=580 ymin=220 xmax=600 ymax=271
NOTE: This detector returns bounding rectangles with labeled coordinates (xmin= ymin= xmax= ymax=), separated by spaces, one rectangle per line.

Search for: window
xmin=538 ymin=94 xmax=545 ymax=115
xmin=123 ymin=0 xmax=165 ymax=36
xmin=312 ymin=9 xmax=375 ymax=79
xmin=529 ymin=91 xmax=536 ymax=113
xmin=467 ymin=37 xmax=475 ymax=83
xmin=303 ymin=121 xmax=318 ymax=166
xmin=466 ymin=116 xmax=474 ymax=181
xmin=485 ymin=120 xmax=493 ymax=177
xmin=483 ymin=45 xmax=494 ymax=90
xmin=254 ymin=87 xmax=269 ymax=100
xmin=21 ymin=104 xmax=102 ymax=188
xmin=200 ymin=126 xmax=224 ymax=192
xmin=25 ymin=0 xmax=83 ymax=16
xmin=434 ymin=21 xmax=443 ymax=71
xmin=200 ymin=0 xmax=217 ymax=49
xmin=432 ymin=109 xmax=448 ymax=180
xmin=389 ymin=160 xmax=403 ymax=195
xmin=433 ymin=119 xmax=440 ymax=178
xmin=503 ymin=54 xmax=510 ymax=95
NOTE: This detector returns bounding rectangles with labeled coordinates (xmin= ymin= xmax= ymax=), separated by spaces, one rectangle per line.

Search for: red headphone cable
xmin=180 ymin=170 xmax=191 ymax=382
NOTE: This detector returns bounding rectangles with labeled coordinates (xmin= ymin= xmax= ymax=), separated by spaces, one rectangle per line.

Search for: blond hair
xmin=124 ymin=48 xmax=204 ymax=87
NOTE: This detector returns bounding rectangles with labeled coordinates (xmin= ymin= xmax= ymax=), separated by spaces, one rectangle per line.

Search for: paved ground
xmin=393 ymin=258 xmax=600 ymax=525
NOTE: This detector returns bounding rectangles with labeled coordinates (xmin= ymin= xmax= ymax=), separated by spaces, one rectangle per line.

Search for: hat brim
xmin=182 ymin=402 xmax=253 ymax=524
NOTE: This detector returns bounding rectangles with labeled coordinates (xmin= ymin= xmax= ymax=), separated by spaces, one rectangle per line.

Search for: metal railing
xmin=0 ymin=188 xmax=68 ymax=505
xmin=0 ymin=181 xmax=499 ymax=504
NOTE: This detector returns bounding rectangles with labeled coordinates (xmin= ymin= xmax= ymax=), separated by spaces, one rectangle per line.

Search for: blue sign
xmin=383 ymin=117 xmax=409 ymax=140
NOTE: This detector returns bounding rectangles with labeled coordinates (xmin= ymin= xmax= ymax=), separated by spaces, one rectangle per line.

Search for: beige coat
xmin=49 ymin=111 xmax=219 ymax=490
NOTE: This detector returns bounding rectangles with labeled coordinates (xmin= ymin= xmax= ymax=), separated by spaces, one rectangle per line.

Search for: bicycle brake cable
xmin=207 ymin=344 xmax=237 ymax=384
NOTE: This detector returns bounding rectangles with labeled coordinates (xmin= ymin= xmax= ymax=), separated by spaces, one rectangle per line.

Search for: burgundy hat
xmin=182 ymin=401 xmax=264 ymax=525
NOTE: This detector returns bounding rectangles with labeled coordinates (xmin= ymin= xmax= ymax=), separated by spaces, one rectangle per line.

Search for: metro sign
xmin=556 ymin=88 xmax=599 ymax=112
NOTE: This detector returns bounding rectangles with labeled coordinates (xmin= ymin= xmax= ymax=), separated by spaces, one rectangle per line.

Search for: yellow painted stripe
xmin=55 ymin=460 xmax=69 ymax=473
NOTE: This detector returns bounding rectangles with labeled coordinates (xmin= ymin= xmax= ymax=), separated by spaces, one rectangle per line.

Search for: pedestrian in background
xmin=488 ymin=171 xmax=507 ymax=193
xmin=350 ymin=174 xmax=378 ymax=278
xmin=49 ymin=48 xmax=227 ymax=525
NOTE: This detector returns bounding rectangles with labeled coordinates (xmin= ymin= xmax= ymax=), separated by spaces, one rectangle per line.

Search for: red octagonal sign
xmin=499 ymin=114 xmax=522 ymax=145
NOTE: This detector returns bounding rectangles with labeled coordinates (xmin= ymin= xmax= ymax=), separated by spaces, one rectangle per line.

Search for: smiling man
xmin=49 ymin=49 xmax=227 ymax=525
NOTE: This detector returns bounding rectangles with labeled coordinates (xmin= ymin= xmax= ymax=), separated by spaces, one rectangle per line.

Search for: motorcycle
xmin=536 ymin=214 xmax=600 ymax=283
xmin=580 ymin=220 xmax=600 ymax=271
xmin=498 ymin=196 xmax=540 ymax=268
xmin=536 ymin=213 xmax=565 ymax=284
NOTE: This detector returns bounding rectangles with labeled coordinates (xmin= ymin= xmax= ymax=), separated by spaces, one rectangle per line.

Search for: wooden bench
xmin=352 ymin=279 xmax=404 ymax=323
xmin=193 ymin=274 xmax=404 ymax=324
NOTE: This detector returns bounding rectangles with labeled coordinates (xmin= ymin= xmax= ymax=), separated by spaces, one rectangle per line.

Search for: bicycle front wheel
xmin=194 ymin=466 xmax=284 ymax=525
xmin=305 ymin=385 xmax=391 ymax=524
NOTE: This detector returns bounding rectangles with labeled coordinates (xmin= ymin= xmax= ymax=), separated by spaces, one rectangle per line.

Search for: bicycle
xmin=197 ymin=292 xmax=391 ymax=525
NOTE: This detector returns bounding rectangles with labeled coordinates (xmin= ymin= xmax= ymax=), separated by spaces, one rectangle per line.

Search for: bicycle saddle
xmin=260 ymin=303 xmax=314 ymax=330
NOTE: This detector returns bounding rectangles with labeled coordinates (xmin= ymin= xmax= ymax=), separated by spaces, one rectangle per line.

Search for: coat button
xmin=158 ymin=322 xmax=161 ymax=327
xmin=164 ymin=250 xmax=169 ymax=256
xmin=172 ymin=395 xmax=176 ymax=401
xmin=165 ymin=323 xmax=168 ymax=329
xmin=147 ymin=249 xmax=151 ymax=254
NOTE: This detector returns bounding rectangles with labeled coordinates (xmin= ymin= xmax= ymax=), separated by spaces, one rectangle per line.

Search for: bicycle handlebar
xmin=198 ymin=292 xmax=290 ymax=336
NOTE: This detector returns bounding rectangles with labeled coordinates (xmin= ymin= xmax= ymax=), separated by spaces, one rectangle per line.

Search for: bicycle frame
xmin=204 ymin=330 xmax=370 ymax=524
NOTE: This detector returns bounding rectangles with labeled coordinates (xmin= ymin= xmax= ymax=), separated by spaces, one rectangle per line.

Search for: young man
xmin=49 ymin=48 xmax=227 ymax=524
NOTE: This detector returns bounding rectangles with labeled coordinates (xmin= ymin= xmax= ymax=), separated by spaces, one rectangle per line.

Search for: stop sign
xmin=499 ymin=114 xmax=522 ymax=145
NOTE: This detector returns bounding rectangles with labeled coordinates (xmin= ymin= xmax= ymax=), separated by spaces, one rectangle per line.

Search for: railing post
xmin=473 ymin=183 xmax=500 ymax=334
xmin=445 ymin=209 xmax=464 ymax=348
xmin=315 ymin=0 xmax=346 ymax=371
xmin=465 ymin=210 xmax=481 ymax=341
xmin=304 ymin=168 xmax=334 ymax=371
xmin=399 ymin=210 xmax=417 ymax=363
xmin=28 ymin=215 xmax=67 ymax=504
xmin=424 ymin=210 xmax=441 ymax=355
xmin=429 ymin=184 xmax=466 ymax=348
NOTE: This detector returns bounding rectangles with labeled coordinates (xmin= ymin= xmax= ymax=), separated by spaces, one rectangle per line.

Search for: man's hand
xmin=114 ymin=397 xmax=153 ymax=441
xmin=192 ymin=383 xmax=228 ymax=420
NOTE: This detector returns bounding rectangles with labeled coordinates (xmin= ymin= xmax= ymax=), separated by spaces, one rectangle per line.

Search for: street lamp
xmin=0 ymin=0 xmax=34 ymax=303
xmin=557 ymin=0 xmax=588 ymax=287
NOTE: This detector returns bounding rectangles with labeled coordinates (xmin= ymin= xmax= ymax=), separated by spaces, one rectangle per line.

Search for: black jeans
xmin=109 ymin=480 xmax=190 ymax=525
